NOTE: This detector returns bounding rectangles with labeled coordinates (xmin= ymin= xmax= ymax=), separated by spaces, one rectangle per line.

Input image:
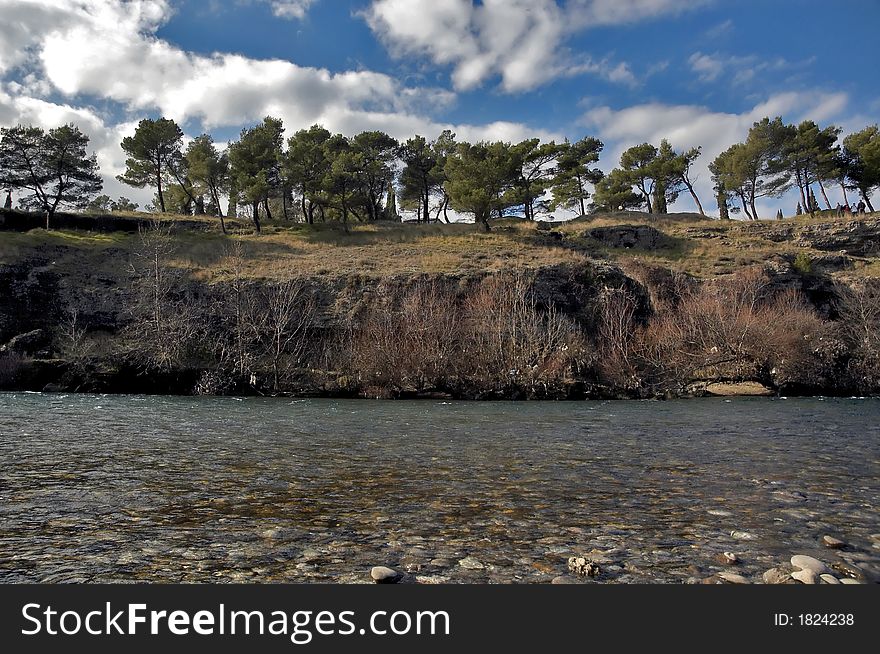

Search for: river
xmin=0 ymin=394 xmax=877 ymax=583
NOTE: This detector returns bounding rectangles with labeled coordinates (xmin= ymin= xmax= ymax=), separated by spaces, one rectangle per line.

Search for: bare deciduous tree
xmin=127 ymin=220 xmax=201 ymax=370
xmin=247 ymin=277 xmax=315 ymax=392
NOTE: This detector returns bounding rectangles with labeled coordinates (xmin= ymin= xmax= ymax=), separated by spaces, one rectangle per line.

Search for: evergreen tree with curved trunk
xmin=445 ymin=141 xmax=518 ymax=232
xmin=322 ymin=133 xmax=360 ymax=228
xmin=228 ymin=116 xmax=285 ymax=232
xmin=619 ymin=143 xmax=659 ymax=213
xmin=431 ymin=130 xmax=457 ymax=223
xmin=676 ymin=145 xmax=705 ymax=216
xmin=592 ymin=168 xmax=644 ymax=213
xmin=710 ymin=145 xmax=751 ymax=218
xmin=285 ymin=125 xmax=331 ymax=225
xmin=842 ymin=126 xmax=880 ymax=212
xmin=349 ymin=131 xmax=399 ymax=222
xmin=550 ymin=136 xmax=603 ymax=216
xmin=648 ymin=139 xmax=686 ymax=215
xmin=117 ymin=118 xmax=185 ymax=214
xmin=399 ymin=135 xmax=440 ymax=223
xmin=709 ymin=118 xmax=790 ymax=220
xmin=0 ymin=123 xmax=102 ymax=228
xmin=783 ymin=120 xmax=841 ymax=216
xmin=509 ymin=138 xmax=564 ymax=221
xmin=185 ymin=134 xmax=230 ymax=231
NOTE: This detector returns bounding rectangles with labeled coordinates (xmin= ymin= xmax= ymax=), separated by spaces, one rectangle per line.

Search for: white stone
xmin=730 ymin=531 xmax=757 ymax=540
xmin=458 ymin=556 xmax=485 ymax=570
xmin=790 ymin=555 xmax=830 ymax=575
xmin=370 ymin=566 xmax=402 ymax=583
xmin=718 ymin=572 xmax=750 ymax=584
xmin=822 ymin=536 xmax=845 ymax=549
xmin=791 ymin=569 xmax=817 ymax=584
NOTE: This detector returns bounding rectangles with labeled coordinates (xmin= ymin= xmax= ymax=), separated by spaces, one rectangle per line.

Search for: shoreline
xmin=1 ymin=386 xmax=875 ymax=401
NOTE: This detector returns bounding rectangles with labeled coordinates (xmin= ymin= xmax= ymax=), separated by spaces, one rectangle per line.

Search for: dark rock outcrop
xmin=1 ymin=329 xmax=48 ymax=355
xmin=587 ymin=225 xmax=673 ymax=250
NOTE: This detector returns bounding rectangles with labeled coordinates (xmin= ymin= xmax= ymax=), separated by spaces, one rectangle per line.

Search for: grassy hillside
xmin=3 ymin=209 xmax=879 ymax=284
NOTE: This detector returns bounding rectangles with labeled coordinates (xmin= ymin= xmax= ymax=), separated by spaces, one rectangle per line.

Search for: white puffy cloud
xmin=581 ymin=91 xmax=853 ymax=216
xmin=23 ymin=0 xmax=464 ymax=135
xmin=0 ymin=0 xmax=566 ymax=206
xmin=265 ymin=0 xmax=316 ymax=19
xmin=363 ymin=0 xmax=704 ymax=92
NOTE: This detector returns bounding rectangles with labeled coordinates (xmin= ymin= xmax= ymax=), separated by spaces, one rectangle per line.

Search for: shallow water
xmin=0 ymin=394 xmax=877 ymax=583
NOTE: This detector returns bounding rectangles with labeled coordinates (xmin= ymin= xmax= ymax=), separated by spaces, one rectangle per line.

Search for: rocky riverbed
xmin=0 ymin=394 xmax=877 ymax=584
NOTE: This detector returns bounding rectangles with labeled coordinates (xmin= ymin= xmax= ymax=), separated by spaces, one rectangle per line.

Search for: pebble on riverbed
xmin=568 ymin=557 xmax=601 ymax=577
xmin=458 ymin=557 xmax=485 ymax=571
xmin=790 ymin=555 xmax=830 ymax=576
xmin=730 ymin=530 xmax=757 ymax=541
xmin=716 ymin=552 xmax=739 ymax=566
xmin=370 ymin=566 xmax=403 ymax=584
xmin=822 ymin=535 xmax=845 ymax=549
xmin=763 ymin=567 xmax=795 ymax=585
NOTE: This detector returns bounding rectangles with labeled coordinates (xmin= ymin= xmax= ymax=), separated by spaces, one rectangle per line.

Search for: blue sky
xmin=1 ymin=0 xmax=877 ymax=215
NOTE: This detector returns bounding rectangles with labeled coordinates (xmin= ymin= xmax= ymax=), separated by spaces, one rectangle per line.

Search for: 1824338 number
xmin=799 ymin=614 xmax=854 ymax=626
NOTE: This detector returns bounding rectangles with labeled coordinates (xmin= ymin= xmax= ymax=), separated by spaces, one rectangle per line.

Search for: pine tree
xmin=796 ymin=202 xmax=803 ymax=216
xmin=0 ymin=123 xmax=103 ymax=228
xmin=117 ymin=118 xmax=185 ymax=214
xmin=549 ymin=136 xmax=604 ymax=216
xmin=809 ymin=188 xmax=820 ymax=213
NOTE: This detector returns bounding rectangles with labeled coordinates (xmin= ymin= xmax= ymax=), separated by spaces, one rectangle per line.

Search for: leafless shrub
xmin=126 ymin=221 xmax=202 ymax=370
xmin=836 ymin=280 xmax=880 ymax=391
xmin=218 ymin=240 xmax=257 ymax=377
xmin=461 ymin=271 xmax=586 ymax=395
xmin=57 ymin=307 xmax=90 ymax=360
xmin=596 ymin=286 xmax=641 ymax=390
xmin=246 ymin=277 xmax=316 ymax=392
xmin=350 ymin=279 xmax=460 ymax=394
xmin=634 ymin=267 xmax=832 ymax=392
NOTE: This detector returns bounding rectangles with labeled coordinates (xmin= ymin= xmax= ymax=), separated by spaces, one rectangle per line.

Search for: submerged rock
xmin=830 ymin=561 xmax=865 ymax=581
xmin=822 ymin=535 xmax=845 ymax=549
xmin=730 ymin=531 xmax=758 ymax=541
xmin=763 ymin=567 xmax=793 ymax=585
xmin=716 ymin=552 xmax=740 ymax=566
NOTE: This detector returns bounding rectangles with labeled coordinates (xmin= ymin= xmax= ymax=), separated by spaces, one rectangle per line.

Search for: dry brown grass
xmin=3 ymin=210 xmax=880 ymax=285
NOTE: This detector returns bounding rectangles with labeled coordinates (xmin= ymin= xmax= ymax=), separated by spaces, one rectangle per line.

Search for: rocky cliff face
xmin=0 ymin=248 xmax=650 ymax=397
xmin=1 ymin=214 xmax=878 ymax=399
